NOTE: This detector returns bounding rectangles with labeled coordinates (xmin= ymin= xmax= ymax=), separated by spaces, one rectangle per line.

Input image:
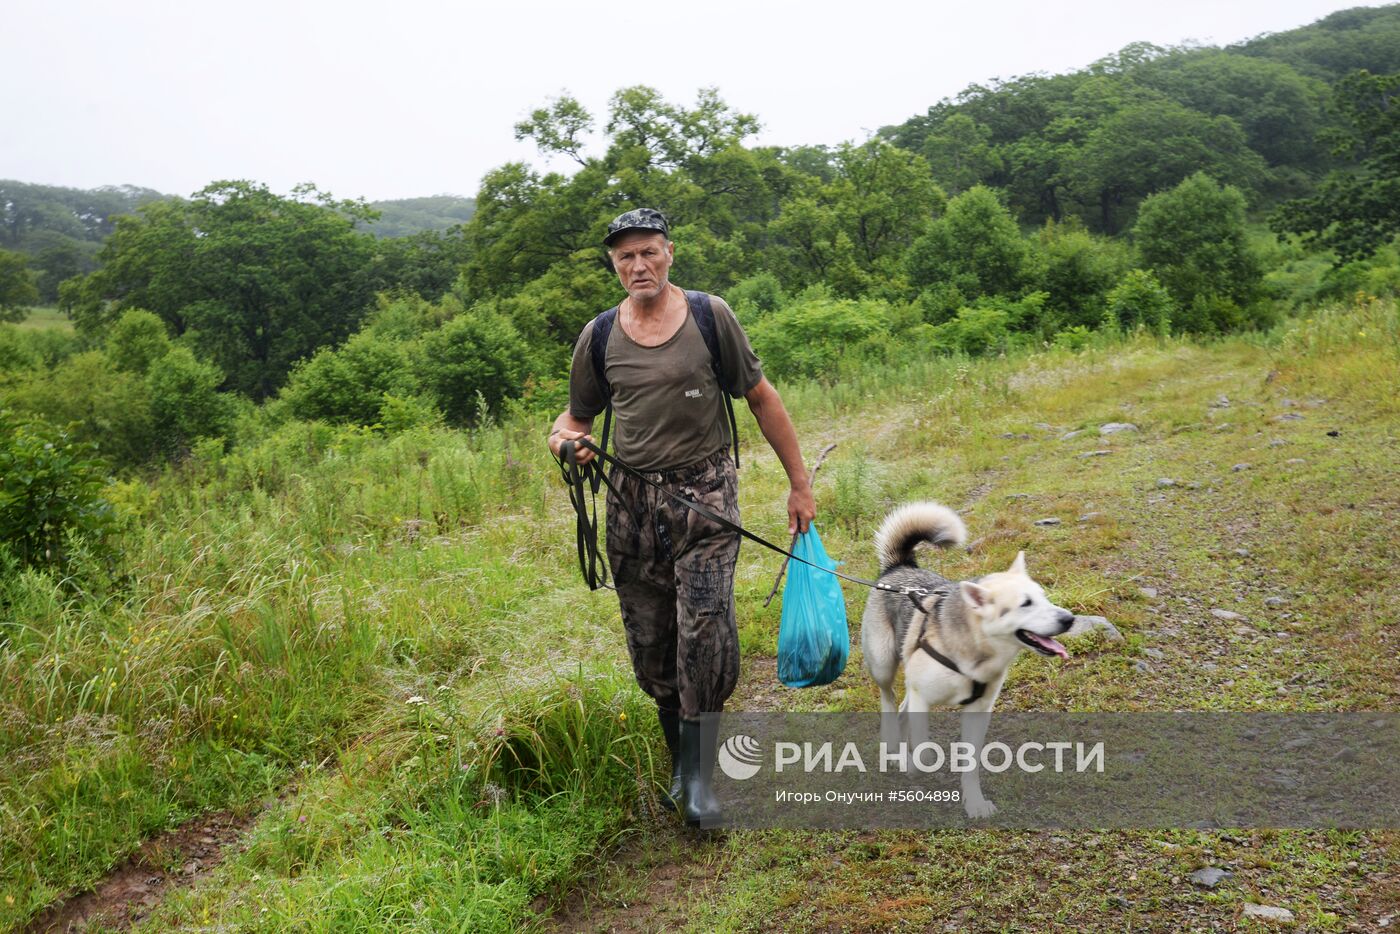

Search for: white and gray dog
xmin=860 ymin=502 xmax=1117 ymax=817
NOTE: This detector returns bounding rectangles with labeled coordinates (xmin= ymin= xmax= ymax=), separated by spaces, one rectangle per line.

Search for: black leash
xmin=556 ymin=439 xmax=986 ymax=696
xmin=555 ymin=439 xmax=937 ymax=602
xmin=557 ymin=439 xmax=616 ymax=590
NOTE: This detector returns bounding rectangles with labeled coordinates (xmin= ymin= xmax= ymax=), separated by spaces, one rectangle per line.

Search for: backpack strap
xmin=588 ymin=305 xmax=619 ymax=460
xmin=684 ymin=290 xmax=740 ymax=468
xmin=588 ymin=293 xmax=740 ymax=468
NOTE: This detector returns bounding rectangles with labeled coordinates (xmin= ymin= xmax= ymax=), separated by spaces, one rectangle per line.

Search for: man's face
xmin=609 ymin=231 xmax=673 ymax=302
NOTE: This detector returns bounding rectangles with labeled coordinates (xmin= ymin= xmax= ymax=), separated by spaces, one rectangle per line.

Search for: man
xmin=548 ymin=208 xmax=815 ymax=826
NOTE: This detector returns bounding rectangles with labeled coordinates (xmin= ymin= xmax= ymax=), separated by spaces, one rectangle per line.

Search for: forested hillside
xmin=363 ymin=195 xmax=477 ymax=237
xmin=0 ymin=181 xmax=164 ymax=303
xmin=1 ymin=6 xmax=1396 ymax=481
xmin=880 ymin=3 xmax=1400 ymax=227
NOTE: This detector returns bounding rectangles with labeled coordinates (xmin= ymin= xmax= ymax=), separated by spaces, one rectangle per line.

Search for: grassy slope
xmin=546 ymin=300 xmax=1400 ymax=933
xmin=12 ymin=307 xmax=74 ymax=332
xmin=4 ymin=299 xmax=1397 ymax=931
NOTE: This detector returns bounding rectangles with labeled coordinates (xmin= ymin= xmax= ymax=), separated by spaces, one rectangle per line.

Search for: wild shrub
xmin=1314 ymin=247 xmax=1400 ymax=303
xmin=378 ymin=393 xmax=444 ymax=433
xmin=361 ymin=292 xmax=448 ymax=341
xmin=726 ymin=271 xmax=788 ymax=322
xmin=0 ymin=412 xmax=118 ymax=577
xmin=924 ymin=292 xmax=1051 ymax=356
xmin=3 ymin=351 xmax=157 ymax=467
xmin=1106 ymin=269 xmax=1175 ymax=334
xmin=281 ymin=331 xmax=419 ymax=426
xmin=0 ymin=328 xmax=39 ymax=373
xmin=105 ymin=309 xmax=171 ymax=375
xmin=1133 ymin=172 xmax=1262 ymax=325
xmin=0 ymin=326 xmax=80 ymax=371
xmin=147 ymin=347 xmax=236 ymax=455
xmin=1052 ymin=325 xmax=1097 ymax=351
xmin=746 ymin=293 xmax=892 ymax=380
xmin=928 ymin=304 xmax=1012 ymax=356
xmin=417 ymin=309 xmax=534 ymax=425
xmin=1034 ymin=219 xmax=1133 ymax=330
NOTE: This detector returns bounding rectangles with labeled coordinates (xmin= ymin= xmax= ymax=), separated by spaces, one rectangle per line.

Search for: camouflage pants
xmin=605 ymin=451 xmax=741 ymax=720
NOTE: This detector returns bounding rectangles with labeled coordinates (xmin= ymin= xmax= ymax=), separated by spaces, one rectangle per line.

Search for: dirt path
xmin=24 ymin=807 xmax=264 ymax=933
xmin=537 ymin=659 xmax=785 ymax=934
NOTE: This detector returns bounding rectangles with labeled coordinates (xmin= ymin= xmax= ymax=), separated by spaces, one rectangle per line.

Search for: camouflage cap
xmin=604 ymin=207 xmax=670 ymax=247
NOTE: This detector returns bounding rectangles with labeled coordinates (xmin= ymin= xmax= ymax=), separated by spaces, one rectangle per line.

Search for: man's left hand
xmin=788 ymin=482 xmax=816 ymax=535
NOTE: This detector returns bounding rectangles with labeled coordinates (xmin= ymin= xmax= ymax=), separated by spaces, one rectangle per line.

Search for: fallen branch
xmin=763 ymin=442 xmax=838 ymax=608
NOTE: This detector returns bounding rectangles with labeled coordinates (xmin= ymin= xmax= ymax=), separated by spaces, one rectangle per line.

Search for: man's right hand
xmin=550 ymin=428 xmax=597 ymax=466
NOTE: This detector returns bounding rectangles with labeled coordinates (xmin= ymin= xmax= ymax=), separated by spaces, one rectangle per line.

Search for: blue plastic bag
xmin=777 ymin=525 xmax=850 ymax=688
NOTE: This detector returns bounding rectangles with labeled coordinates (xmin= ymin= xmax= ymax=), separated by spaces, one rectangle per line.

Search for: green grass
xmin=2 ymin=297 xmax=1397 ymax=930
xmin=13 ymin=306 xmax=74 ymax=332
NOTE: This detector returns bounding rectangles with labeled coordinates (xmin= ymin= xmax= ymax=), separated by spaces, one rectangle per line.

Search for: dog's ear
xmin=960 ymin=580 xmax=991 ymax=610
xmin=1008 ymin=551 xmax=1027 ymax=575
xmin=917 ymin=593 xmax=941 ymax=616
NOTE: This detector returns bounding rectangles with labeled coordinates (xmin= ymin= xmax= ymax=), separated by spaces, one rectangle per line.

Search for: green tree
xmin=105 ymin=309 xmax=171 ymax=375
xmin=603 ymin=86 xmax=760 ymax=170
xmin=1235 ymin=6 xmax=1400 ymax=82
xmin=769 ymin=192 xmax=838 ymax=285
xmin=922 ymin=114 xmax=1003 ymax=194
xmin=828 ymin=141 xmax=944 ymax=274
xmin=1064 ymin=100 xmax=1266 ymax=232
xmin=147 ymin=347 xmax=235 ymax=454
xmin=369 ymin=227 xmax=473 ymax=301
xmin=1105 ymin=269 xmax=1174 ymax=333
xmin=485 ymin=252 xmax=619 ymax=363
xmin=63 ymin=181 xmax=380 ymax=399
xmin=280 ymin=331 xmax=418 ymax=426
xmin=906 ymin=186 xmax=1030 ymax=302
xmin=1135 ymin=51 xmax=1328 ymax=170
xmin=416 ymin=309 xmax=533 ymax=424
xmin=3 ymin=352 xmax=156 ymax=467
xmin=1033 ymin=219 xmax=1133 ymax=330
xmin=29 ymin=233 xmax=99 ymax=304
xmin=1133 ymin=172 xmax=1262 ymax=328
xmin=772 ymin=141 xmax=943 ymax=292
xmin=0 ymin=179 xmax=163 ymax=248
xmin=0 ymin=249 xmax=38 ymax=322
xmin=1273 ymin=70 xmax=1400 ymax=263
xmin=515 ymin=94 xmax=596 ymax=167
xmin=462 ymin=162 xmax=614 ymax=298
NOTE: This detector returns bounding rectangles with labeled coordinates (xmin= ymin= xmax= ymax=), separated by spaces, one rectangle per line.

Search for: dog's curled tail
xmin=874 ymin=502 xmax=967 ymax=572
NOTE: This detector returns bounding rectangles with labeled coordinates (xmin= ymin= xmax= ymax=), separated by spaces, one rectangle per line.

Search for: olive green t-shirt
xmin=568 ymin=293 xmax=763 ymax=471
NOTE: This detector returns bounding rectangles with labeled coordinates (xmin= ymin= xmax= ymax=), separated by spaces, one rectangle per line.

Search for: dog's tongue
xmin=1026 ymin=632 xmax=1070 ymax=659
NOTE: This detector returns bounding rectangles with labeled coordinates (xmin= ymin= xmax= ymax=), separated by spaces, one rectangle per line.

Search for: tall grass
xmin=1 ymin=296 xmax=1394 ymax=928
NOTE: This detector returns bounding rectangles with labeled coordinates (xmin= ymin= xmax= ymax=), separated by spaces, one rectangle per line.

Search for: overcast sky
xmin=4 ymin=0 xmax=1390 ymax=202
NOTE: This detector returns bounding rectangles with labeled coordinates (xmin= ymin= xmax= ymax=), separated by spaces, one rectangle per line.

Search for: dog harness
xmin=912 ymin=588 xmax=987 ymax=706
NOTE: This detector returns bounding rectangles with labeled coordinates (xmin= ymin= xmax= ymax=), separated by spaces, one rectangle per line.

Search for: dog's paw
xmin=964 ymin=797 xmax=998 ymax=819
